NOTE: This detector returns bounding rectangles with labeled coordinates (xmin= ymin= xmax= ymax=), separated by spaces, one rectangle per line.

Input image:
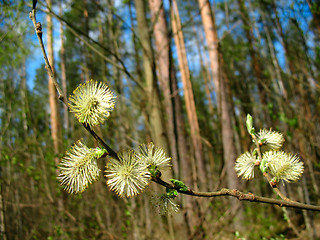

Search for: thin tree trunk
xmin=260 ymin=9 xmax=288 ymax=100
xmin=47 ymin=0 xmax=62 ymax=158
xmin=187 ymin=5 xmax=215 ymax=117
xmin=134 ymin=0 xmax=170 ymax=171
xmin=148 ymin=0 xmax=178 ymax=172
xmin=83 ymin=0 xmax=91 ymax=80
xmin=237 ymin=0 xmax=271 ymax=124
xmin=220 ymin=56 xmax=244 ymax=229
xmin=198 ymin=0 xmax=220 ymax=111
xmin=0 ymin=172 xmax=6 ymax=240
xmin=299 ymin=175 xmax=317 ymax=239
xmin=59 ymin=1 xmax=69 ymax=133
xmin=19 ymin=57 xmax=28 ymax=137
xmin=198 ymin=0 xmax=244 ymax=230
xmin=46 ymin=0 xmax=64 ymax=233
xmin=171 ymin=0 xmax=206 ymax=189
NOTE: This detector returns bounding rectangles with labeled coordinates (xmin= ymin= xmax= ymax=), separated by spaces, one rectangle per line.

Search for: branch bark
xmin=151 ymin=177 xmax=320 ymax=212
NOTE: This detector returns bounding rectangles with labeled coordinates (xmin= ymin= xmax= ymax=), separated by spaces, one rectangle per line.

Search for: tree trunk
xmin=220 ymin=58 xmax=243 ymax=214
xmin=148 ymin=0 xmax=178 ymax=173
xmin=0 ymin=179 xmax=6 ymax=240
xmin=47 ymin=0 xmax=62 ymax=159
xmin=148 ymin=0 xmax=198 ymax=236
xmin=46 ymin=0 xmax=64 ymax=233
xmin=237 ymin=0 xmax=271 ymax=124
xmin=187 ymin=6 xmax=215 ymax=117
xmin=198 ymin=0 xmax=244 ymax=230
xmin=260 ymin=8 xmax=288 ymax=101
xmin=134 ymin=0 xmax=170 ymax=170
xmin=198 ymin=0 xmax=220 ymax=111
xmin=19 ymin=57 xmax=28 ymax=138
xmin=171 ymin=0 xmax=206 ymax=189
xmin=59 ymin=2 xmax=69 ymax=133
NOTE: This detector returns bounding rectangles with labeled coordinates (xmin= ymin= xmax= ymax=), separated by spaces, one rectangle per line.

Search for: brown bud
xmin=36 ymin=22 xmax=42 ymax=34
xmin=270 ymin=179 xmax=278 ymax=187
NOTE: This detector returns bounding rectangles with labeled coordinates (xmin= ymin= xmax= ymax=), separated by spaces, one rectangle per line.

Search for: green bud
xmin=170 ymin=179 xmax=188 ymax=191
xmin=246 ymin=114 xmax=255 ymax=135
xmin=259 ymin=157 xmax=268 ymax=173
xmin=252 ymin=149 xmax=257 ymax=157
xmin=149 ymin=165 xmax=161 ymax=178
xmin=94 ymin=148 xmax=108 ymax=158
xmin=166 ymin=188 xmax=178 ymax=198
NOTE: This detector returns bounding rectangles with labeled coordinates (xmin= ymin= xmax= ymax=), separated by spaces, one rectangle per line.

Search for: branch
xmin=35 ymin=1 xmax=143 ymax=90
xmin=82 ymin=124 xmax=119 ymax=160
xmin=29 ymin=9 xmax=117 ymax=158
xmin=30 ymin=5 xmax=320 ymax=213
xmin=151 ymin=177 xmax=320 ymax=212
xmin=29 ymin=9 xmax=68 ymax=106
xmin=251 ymin=134 xmax=291 ymax=201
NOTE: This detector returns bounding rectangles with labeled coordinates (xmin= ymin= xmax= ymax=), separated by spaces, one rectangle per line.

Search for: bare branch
xmin=152 ymin=176 xmax=320 ymax=212
xmin=29 ymin=9 xmax=117 ymax=157
xmin=36 ymin=1 xmax=143 ymax=90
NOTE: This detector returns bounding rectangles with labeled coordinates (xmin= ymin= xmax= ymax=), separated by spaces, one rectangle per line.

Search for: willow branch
xmin=29 ymin=8 xmax=117 ymax=157
xmin=34 ymin=1 xmax=143 ymax=90
xmin=82 ymin=124 xmax=119 ymax=160
xmin=151 ymin=177 xmax=320 ymax=212
xmin=29 ymin=9 xmax=68 ymax=106
xmin=30 ymin=5 xmax=320 ymax=213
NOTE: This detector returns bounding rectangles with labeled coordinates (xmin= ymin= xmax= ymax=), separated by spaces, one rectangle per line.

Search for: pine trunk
xmin=198 ymin=0 xmax=244 ymax=230
xmin=171 ymin=0 xmax=206 ymax=189
xmin=46 ymin=0 xmax=64 ymax=232
xmin=198 ymin=0 xmax=220 ymax=110
xmin=134 ymin=0 xmax=170 ymax=169
xmin=237 ymin=0 xmax=271 ymax=124
xmin=47 ymin=0 xmax=62 ymax=160
xmin=148 ymin=0 xmax=178 ymax=171
xmin=59 ymin=2 xmax=68 ymax=133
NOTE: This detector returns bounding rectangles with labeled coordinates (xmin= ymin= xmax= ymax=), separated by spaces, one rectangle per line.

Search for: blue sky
xmin=25 ymin=0 xmax=316 ymax=92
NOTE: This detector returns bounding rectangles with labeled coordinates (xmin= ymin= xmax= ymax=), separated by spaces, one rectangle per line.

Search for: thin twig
xmin=35 ymin=1 xmax=143 ymax=90
xmin=29 ymin=9 xmax=117 ymax=158
xmin=29 ymin=10 xmax=68 ymax=105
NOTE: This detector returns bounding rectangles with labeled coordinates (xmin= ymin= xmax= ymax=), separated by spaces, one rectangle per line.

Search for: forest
xmin=1 ymin=0 xmax=320 ymax=239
